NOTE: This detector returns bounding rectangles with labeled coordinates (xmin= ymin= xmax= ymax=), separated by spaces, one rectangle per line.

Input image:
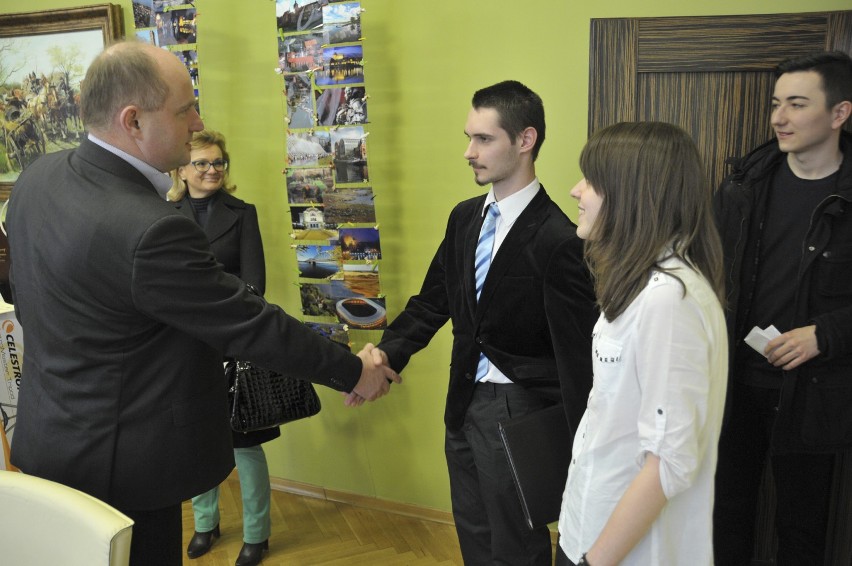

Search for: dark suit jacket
xmin=7 ymin=139 xmax=361 ymax=510
xmin=378 ymin=187 xmax=597 ymax=431
xmin=175 ymin=190 xmax=280 ymax=448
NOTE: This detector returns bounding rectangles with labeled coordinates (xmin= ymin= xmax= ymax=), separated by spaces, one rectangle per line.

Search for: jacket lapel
xmin=173 ymin=197 xmax=195 ymax=221
xmin=474 ymin=188 xmax=551 ymax=319
xmin=205 ymin=196 xmax=238 ymax=243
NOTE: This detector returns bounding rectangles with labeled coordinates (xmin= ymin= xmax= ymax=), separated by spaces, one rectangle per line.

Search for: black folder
xmin=498 ymin=403 xmax=572 ymax=530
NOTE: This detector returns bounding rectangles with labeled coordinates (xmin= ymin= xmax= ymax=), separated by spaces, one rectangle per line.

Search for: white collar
xmin=481 ymin=178 xmax=541 ymax=225
xmin=87 ymin=133 xmax=173 ymax=199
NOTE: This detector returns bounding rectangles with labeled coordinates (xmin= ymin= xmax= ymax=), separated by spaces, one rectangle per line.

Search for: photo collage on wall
xmin=131 ymin=1 xmax=200 ymax=112
xmin=278 ymin=0 xmax=383 ymax=347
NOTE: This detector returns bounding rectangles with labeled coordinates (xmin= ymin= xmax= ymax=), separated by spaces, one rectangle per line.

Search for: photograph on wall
xmin=278 ymin=32 xmax=323 ymax=74
xmin=340 ymin=264 xmax=380 ymax=295
xmin=286 ymin=167 xmax=332 ymax=204
xmin=296 ymin=244 xmax=340 ymax=279
xmin=316 ymin=45 xmax=364 ymax=87
xmin=290 ymin=205 xmax=337 ymax=241
xmin=154 ymin=0 xmax=194 ymax=9
xmin=277 ymin=0 xmax=328 ymax=34
xmin=284 ymin=73 xmax=313 ymax=128
xmin=299 ymin=282 xmax=339 ymax=318
xmin=155 ymin=7 xmax=197 ymax=47
xmin=300 ymin=276 xmax=386 ymax=329
xmin=0 ymin=30 xmax=103 ymax=183
xmin=338 ymin=227 xmax=381 ymax=261
xmin=174 ymin=49 xmax=199 ymax=87
xmin=331 ymin=126 xmax=368 ymax=183
xmin=315 ymin=86 xmax=367 ymax=126
xmin=322 ymin=2 xmax=361 ymax=45
xmin=335 ymin=296 xmax=386 ymax=330
xmin=132 ymin=0 xmax=155 ymax=28
xmin=304 ymin=321 xmax=350 ymax=350
xmin=135 ymin=28 xmax=157 ymax=45
xmin=323 ymin=186 xmax=375 ymax=226
xmin=287 ymin=130 xmax=332 ymax=167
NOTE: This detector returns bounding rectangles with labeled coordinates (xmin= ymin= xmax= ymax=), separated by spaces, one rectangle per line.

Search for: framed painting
xmin=0 ymin=4 xmax=123 ymax=198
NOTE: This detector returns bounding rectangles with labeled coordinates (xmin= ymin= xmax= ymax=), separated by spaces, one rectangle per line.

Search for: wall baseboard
xmin=266 ymin=473 xmax=456 ymax=525
xmin=242 ymin=471 xmax=559 ymax=543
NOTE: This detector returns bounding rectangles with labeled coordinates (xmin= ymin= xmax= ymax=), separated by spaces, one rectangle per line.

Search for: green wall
xmin=4 ymin=0 xmax=849 ymax=513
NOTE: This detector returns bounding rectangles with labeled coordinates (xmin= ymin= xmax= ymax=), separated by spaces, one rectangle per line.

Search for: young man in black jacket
xmin=712 ymin=51 xmax=852 ymax=566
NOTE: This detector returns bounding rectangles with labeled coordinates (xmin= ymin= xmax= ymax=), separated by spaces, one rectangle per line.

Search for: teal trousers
xmin=191 ymin=445 xmax=272 ymax=543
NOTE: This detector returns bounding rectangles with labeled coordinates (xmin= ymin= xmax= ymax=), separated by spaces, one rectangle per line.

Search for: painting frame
xmin=0 ymin=4 xmax=123 ymax=198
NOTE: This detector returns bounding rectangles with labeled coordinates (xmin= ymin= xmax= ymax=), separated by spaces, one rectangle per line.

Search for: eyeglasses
xmin=191 ymin=159 xmax=229 ymax=173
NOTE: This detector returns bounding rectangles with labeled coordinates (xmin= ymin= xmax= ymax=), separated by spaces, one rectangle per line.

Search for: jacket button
xmin=465 ymin=373 xmax=474 ymax=381
xmin=812 ymin=377 xmax=819 ymax=383
xmin=808 ymin=245 xmax=816 ymax=252
xmin=475 ymin=337 xmax=483 ymax=345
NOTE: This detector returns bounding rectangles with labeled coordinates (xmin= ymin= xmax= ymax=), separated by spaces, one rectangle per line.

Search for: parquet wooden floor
xmin=181 ymin=477 xmax=465 ymax=565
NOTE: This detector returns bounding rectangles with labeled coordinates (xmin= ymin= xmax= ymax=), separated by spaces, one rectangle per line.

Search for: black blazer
xmin=378 ymin=187 xmax=598 ymax=431
xmin=7 ymin=139 xmax=362 ymax=510
xmin=175 ymin=190 xmax=279 ymax=448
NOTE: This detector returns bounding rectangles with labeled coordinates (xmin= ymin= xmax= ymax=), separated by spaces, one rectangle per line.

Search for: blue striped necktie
xmin=474 ymin=202 xmax=499 ymax=381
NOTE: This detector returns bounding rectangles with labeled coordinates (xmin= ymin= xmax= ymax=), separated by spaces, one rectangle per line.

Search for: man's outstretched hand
xmin=342 ymin=344 xmax=400 ymax=407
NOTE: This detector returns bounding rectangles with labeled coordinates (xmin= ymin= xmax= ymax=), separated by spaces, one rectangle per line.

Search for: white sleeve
xmin=634 ymin=274 xmax=714 ymax=499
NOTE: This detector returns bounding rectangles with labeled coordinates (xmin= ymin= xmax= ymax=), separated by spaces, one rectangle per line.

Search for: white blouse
xmin=558 ymin=257 xmax=728 ymax=565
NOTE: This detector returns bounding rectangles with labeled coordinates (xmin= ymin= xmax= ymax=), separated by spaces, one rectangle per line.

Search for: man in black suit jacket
xmin=6 ymin=41 xmax=398 ymax=566
xmin=374 ymin=81 xmax=597 ymax=564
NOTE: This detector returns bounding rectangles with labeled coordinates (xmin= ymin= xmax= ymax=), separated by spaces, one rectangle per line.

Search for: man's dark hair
xmin=472 ymin=80 xmax=545 ymax=161
xmin=776 ymin=51 xmax=852 ymax=109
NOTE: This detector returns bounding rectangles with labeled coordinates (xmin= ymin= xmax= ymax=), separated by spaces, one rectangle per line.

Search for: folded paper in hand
xmin=744 ymin=325 xmax=781 ymax=357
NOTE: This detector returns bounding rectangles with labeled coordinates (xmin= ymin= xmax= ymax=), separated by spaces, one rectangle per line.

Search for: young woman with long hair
xmin=557 ymin=121 xmax=728 ymax=566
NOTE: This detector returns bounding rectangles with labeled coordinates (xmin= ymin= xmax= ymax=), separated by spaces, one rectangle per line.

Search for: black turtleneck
xmin=187 ymin=191 xmax=219 ymax=229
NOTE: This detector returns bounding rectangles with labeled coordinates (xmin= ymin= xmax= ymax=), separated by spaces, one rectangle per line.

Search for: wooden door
xmin=588 ymin=11 xmax=852 ymax=566
xmin=589 ymin=11 xmax=852 ymax=189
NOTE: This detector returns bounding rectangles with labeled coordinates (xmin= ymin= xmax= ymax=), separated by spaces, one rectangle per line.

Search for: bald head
xmin=79 ymin=41 xmax=203 ymax=172
xmin=80 ymin=42 xmax=173 ymax=134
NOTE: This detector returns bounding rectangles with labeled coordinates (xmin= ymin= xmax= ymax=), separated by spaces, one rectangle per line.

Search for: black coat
xmin=174 ymin=190 xmax=280 ymax=447
xmin=7 ymin=139 xmax=362 ymax=509
xmin=713 ymin=131 xmax=852 ymax=453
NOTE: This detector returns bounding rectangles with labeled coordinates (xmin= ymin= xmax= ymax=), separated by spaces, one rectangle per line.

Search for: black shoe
xmin=186 ymin=524 xmax=220 ymax=559
xmin=235 ymin=540 xmax=269 ymax=566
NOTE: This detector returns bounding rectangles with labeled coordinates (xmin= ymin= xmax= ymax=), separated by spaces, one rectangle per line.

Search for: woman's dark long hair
xmin=581 ymin=121 xmax=724 ymax=321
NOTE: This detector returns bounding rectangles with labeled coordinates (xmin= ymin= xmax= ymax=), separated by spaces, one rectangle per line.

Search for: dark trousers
xmin=121 ymin=503 xmax=183 ymax=566
xmin=713 ymin=380 xmax=834 ymax=566
xmin=555 ymin=542 xmax=576 ymax=566
xmin=445 ymin=381 xmax=553 ymax=566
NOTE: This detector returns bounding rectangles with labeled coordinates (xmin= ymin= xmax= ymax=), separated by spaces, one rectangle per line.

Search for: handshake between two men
xmin=344 ymin=344 xmax=399 ymax=407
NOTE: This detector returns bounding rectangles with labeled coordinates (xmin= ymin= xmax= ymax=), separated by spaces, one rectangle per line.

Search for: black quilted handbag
xmin=226 ymin=359 xmax=322 ymax=432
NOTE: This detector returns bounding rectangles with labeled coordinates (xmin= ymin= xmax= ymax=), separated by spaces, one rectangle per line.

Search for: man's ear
xmin=518 ymin=126 xmax=537 ymax=155
xmin=119 ymin=106 xmax=142 ymax=137
xmin=832 ymin=100 xmax=852 ymax=130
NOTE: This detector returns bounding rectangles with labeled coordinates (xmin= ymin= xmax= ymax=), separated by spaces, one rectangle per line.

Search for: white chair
xmin=0 ymin=470 xmax=133 ymax=566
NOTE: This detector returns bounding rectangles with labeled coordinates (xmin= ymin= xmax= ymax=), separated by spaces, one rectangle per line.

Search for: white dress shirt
xmin=478 ymin=178 xmax=540 ymax=384
xmin=558 ymin=256 xmax=728 ymax=565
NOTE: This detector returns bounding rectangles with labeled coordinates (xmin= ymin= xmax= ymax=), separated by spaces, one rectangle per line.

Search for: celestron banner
xmin=0 ymin=308 xmax=22 ymax=471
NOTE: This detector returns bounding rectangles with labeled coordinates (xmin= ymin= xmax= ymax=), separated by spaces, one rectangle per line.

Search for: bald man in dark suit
xmin=6 ymin=41 xmax=398 ymax=566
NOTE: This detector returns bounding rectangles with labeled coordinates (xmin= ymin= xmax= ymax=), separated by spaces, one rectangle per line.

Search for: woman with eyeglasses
xmin=169 ymin=129 xmax=275 ymax=566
